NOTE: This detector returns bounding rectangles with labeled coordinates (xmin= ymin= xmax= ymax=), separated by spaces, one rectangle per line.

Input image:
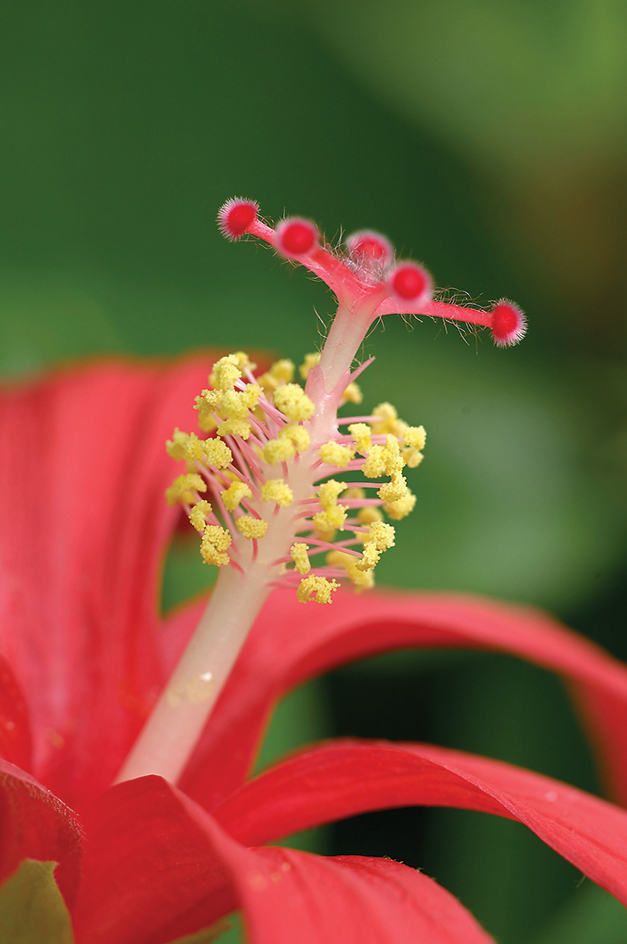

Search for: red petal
xmin=213 ymin=740 xmax=627 ymax=906
xmin=0 ymin=356 xmax=216 ymax=806
xmin=74 ymin=775 xmax=493 ymax=944
xmin=0 ymin=655 xmax=32 ymax=770
xmin=73 ymin=777 xmax=234 ymax=944
xmin=178 ymin=589 xmax=627 ymax=809
xmin=0 ymin=759 xmax=82 ymax=905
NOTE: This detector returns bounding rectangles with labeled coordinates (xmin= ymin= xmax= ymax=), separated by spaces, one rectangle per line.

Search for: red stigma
xmin=346 ymin=230 xmax=393 ymax=266
xmin=491 ymin=299 xmax=527 ymax=347
xmin=389 ymin=262 xmax=432 ymax=303
xmin=275 ymin=218 xmax=318 ymax=257
xmin=217 ymin=198 xmax=259 ymax=241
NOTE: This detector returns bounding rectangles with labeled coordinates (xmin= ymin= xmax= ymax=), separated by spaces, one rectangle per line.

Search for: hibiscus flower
xmin=1 ymin=201 xmax=627 ymax=944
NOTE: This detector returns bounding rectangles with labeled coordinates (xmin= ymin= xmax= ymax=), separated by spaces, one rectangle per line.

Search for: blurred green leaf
xmin=0 ymin=860 xmax=74 ymax=944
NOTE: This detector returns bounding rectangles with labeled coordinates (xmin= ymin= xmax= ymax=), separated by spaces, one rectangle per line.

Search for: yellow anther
xmin=202 ymin=438 xmax=233 ymax=469
xmin=340 ymin=382 xmax=363 ymax=405
xmin=370 ymin=402 xmax=400 ymax=434
xmin=209 ymin=355 xmax=242 ymax=392
xmin=357 ymin=506 xmax=383 ymax=525
xmin=189 ymin=499 xmax=212 ymax=533
xmin=297 ymin=575 xmax=340 ymax=604
xmin=194 ymin=390 xmax=222 ymax=432
xmin=384 ymin=491 xmax=417 ymax=520
xmin=221 ymin=384 xmax=261 ymax=420
xmin=165 ymin=472 xmax=207 ymax=506
xmin=217 ymin=418 xmax=252 ymax=440
xmin=378 ymin=473 xmax=409 ymax=504
xmin=362 ymin=446 xmax=387 ymax=478
xmin=257 ymin=359 xmax=295 ymax=396
xmin=299 ymin=352 xmax=320 ymax=380
xmin=365 ymin=520 xmax=396 ymax=550
xmin=343 ymin=487 xmax=366 ymax=501
xmin=318 ymin=480 xmax=346 ymax=508
xmin=382 ymin=435 xmax=405 ymax=474
xmin=290 ymin=543 xmax=311 ymax=575
xmin=327 ymin=551 xmax=375 ymax=591
xmin=261 ymin=479 xmax=294 ymax=508
xmin=263 ymin=437 xmax=296 ymax=465
xmin=231 ymin=351 xmax=256 ymax=373
xmin=273 ymin=384 xmax=315 ymax=422
xmin=312 ymin=504 xmax=347 ymax=532
xmin=236 ymin=515 xmax=268 ymax=540
xmin=348 ymin=423 xmax=372 ymax=454
xmin=280 ymin=423 xmax=310 ymax=453
xmin=402 ymin=425 xmax=426 ymax=468
xmin=359 ymin=543 xmax=381 ymax=570
xmin=319 ymin=441 xmax=354 ymax=467
xmin=222 ymin=480 xmax=253 ymax=511
xmin=200 ymin=525 xmax=232 ymax=567
xmin=166 ymin=428 xmax=196 ymax=462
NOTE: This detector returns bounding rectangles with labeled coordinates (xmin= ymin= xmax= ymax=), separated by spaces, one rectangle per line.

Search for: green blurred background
xmin=2 ymin=2 xmax=627 ymax=941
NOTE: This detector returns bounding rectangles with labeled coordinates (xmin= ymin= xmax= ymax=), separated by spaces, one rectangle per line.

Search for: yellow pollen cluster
xmin=189 ymin=499 xmax=212 ymax=533
xmin=341 ymin=382 xmax=363 ymax=405
xmin=273 ymin=383 xmax=315 ymax=422
xmin=263 ymin=423 xmax=311 ymax=465
xmin=203 ymin=438 xmax=233 ymax=469
xmin=312 ymin=479 xmax=347 ymax=533
xmin=257 ymin=359 xmax=295 ymax=397
xmin=200 ymin=525 xmax=231 ymax=567
xmin=261 ymin=478 xmax=294 ymax=508
xmin=222 ymin=479 xmax=252 ymax=511
xmin=236 ymin=515 xmax=268 ymax=540
xmin=319 ymin=441 xmax=354 ymax=467
xmin=290 ymin=542 xmax=311 ymax=574
xmin=297 ymin=575 xmax=340 ymax=604
xmin=165 ymin=473 xmax=207 ymax=506
xmin=348 ymin=423 xmax=372 ymax=454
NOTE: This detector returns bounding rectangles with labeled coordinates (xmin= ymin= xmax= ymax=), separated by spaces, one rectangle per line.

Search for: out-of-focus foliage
xmin=2 ymin=3 xmax=627 ymax=942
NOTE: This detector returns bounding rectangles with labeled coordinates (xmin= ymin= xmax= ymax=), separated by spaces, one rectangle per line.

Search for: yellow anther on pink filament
xmin=272 ymin=384 xmax=315 ymax=422
xmin=370 ymin=402 xmax=407 ymax=437
xmin=365 ymin=520 xmax=396 ymax=551
xmin=319 ymin=441 xmax=354 ymax=467
xmin=297 ymin=575 xmax=340 ymax=604
xmin=194 ymin=389 xmax=222 ymax=432
xmin=165 ymin=472 xmax=207 ymax=506
xmin=318 ymin=480 xmax=346 ymax=508
xmin=313 ymin=504 xmax=347 ymax=532
xmin=236 ymin=516 xmax=268 ymax=540
xmin=221 ymin=384 xmax=261 ymax=419
xmin=217 ymin=417 xmax=252 ymax=440
xmin=327 ymin=551 xmax=375 ymax=591
xmin=257 ymin=359 xmax=295 ymax=397
xmin=384 ymin=492 xmax=417 ymax=520
xmin=378 ymin=473 xmax=409 ymax=504
xmin=261 ymin=479 xmax=294 ymax=508
xmin=222 ymin=480 xmax=253 ymax=511
xmin=202 ymin=438 xmax=233 ymax=469
xmin=402 ymin=425 xmax=427 ymax=468
xmin=189 ymin=500 xmax=212 ymax=533
xmin=290 ymin=542 xmax=311 ymax=574
xmin=348 ymin=423 xmax=372 ymax=454
xmin=166 ymin=429 xmax=205 ymax=462
xmin=280 ymin=423 xmax=310 ymax=453
xmin=263 ymin=437 xmax=296 ymax=464
xmin=200 ymin=525 xmax=232 ymax=567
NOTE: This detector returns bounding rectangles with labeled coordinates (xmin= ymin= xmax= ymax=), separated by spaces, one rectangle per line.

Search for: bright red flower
xmin=2 ymin=356 xmax=627 ymax=943
xmin=0 ymin=202 xmax=626 ymax=942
